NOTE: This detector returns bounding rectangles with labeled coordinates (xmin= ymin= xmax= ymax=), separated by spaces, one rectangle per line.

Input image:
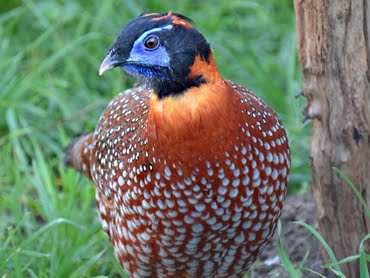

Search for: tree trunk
xmin=294 ymin=1 xmax=370 ymax=277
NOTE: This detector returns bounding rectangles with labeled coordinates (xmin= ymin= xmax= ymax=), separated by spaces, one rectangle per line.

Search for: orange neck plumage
xmin=187 ymin=52 xmax=222 ymax=84
xmin=147 ymin=51 xmax=232 ymax=146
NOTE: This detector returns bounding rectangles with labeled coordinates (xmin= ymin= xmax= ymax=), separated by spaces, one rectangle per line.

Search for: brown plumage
xmin=66 ymin=11 xmax=290 ymax=278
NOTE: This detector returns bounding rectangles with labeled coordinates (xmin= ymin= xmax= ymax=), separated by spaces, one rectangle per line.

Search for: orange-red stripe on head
xmin=150 ymin=11 xmax=173 ymax=22
xmin=142 ymin=13 xmax=159 ymax=17
xmin=149 ymin=11 xmax=193 ymax=28
xmin=172 ymin=16 xmax=192 ymax=28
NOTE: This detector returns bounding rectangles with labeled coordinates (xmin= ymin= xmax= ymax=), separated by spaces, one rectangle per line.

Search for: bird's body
xmin=66 ymin=12 xmax=290 ymax=278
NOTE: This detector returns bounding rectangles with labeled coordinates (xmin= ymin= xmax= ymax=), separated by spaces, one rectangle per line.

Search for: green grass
xmin=0 ymin=0 xmax=309 ymax=277
xmin=275 ymin=169 xmax=370 ymax=278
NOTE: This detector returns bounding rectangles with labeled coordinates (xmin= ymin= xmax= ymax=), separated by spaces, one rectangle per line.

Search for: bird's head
xmin=99 ymin=12 xmax=220 ymax=98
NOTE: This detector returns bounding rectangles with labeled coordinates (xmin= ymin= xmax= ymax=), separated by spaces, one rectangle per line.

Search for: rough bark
xmin=294 ymin=0 xmax=370 ymax=277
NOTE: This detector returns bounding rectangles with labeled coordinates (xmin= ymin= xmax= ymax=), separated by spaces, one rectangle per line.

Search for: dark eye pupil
xmin=145 ymin=37 xmax=158 ymax=49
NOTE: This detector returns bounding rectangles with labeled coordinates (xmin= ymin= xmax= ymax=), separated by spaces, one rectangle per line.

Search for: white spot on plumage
xmin=281 ymin=167 xmax=287 ymax=177
xmin=232 ymin=179 xmax=240 ymax=187
xmin=235 ymin=232 xmax=245 ymax=244
xmin=265 ymin=166 xmax=272 ymax=176
xmin=177 ymin=168 xmax=183 ymax=176
xmin=195 ymin=203 xmax=206 ymax=212
xmin=218 ymin=186 xmax=227 ymax=195
xmin=267 ymin=152 xmax=273 ymax=162
xmin=118 ymin=176 xmax=125 ymax=186
xmin=242 ymin=176 xmax=250 ymax=186
xmin=248 ymin=232 xmax=256 ymax=241
xmin=192 ymin=223 xmax=204 ymax=233
xmin=229 ymin=188 xmax=239 ymax=198
xmin=164 ymin=166 xmax=171 ymax=177
xmin=206 ymin=216 xmax=217 ymax=225
xmin=253 ymin=178 xmax=261 ymax=187
xmin=233 ymin=168 xmax=240 ymax=177
xmin=271 ymin=169 xmax=278 ymax=180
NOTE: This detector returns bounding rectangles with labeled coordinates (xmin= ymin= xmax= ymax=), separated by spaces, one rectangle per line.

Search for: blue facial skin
xmin=122 ymin=43 xmax=172 ymax=80
xmin=122 ymin=64 xmax=170 ymax=79
xmin=121 ymin=25 xmax=173 ymax=80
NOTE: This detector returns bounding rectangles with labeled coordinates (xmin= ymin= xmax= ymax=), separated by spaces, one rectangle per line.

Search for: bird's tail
xmin=64 ymin=131 xmax=95 ymax=180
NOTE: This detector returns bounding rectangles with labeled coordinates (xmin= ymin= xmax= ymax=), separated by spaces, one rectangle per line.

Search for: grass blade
xmin=277 ymin=221 xmax=301 ymax=277
xmin=298 ymin=250 xmax=310 ymax=270
xmin=332 ymin=167 xmax=370 ymax=219
xmin=292 ymin=221 xmax=344 ymax=276
xmin=322 ymin=255 xmax=360 ymax=268
xmin=359 ymin=234 xmax=370 ymax=278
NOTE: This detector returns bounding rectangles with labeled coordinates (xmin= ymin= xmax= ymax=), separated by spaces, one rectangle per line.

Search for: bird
xmin=65 ymin=11 xmax=290 ymax=278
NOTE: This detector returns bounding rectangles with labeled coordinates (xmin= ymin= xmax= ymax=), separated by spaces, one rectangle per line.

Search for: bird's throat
xmin=151 ymin=75 xmax=207 ymax=99
xmin=148 ymin=52 xmax=221 ymax=99
xmin=147 ymin=76 xmax=230 ymax=145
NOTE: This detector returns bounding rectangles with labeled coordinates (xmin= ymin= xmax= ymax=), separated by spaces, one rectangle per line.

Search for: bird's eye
xmin=144 ymin=36 xmax=159 ymax=50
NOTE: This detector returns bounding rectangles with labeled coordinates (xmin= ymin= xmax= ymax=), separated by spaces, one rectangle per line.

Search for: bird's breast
xmin=90 ymin=81 xmax=290 ymax=277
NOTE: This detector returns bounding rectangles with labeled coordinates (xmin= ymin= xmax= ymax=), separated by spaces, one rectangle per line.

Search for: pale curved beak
xmin=99 ymin=54 xmax=118 ymax=76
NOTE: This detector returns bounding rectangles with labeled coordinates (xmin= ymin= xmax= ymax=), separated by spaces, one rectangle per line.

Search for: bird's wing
xmin=65 ymin=131 xmax=95 ymax=180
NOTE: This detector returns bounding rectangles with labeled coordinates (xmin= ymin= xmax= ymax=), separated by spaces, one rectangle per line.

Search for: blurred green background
xmin=0 ymin=0 xmax=310 ymax=277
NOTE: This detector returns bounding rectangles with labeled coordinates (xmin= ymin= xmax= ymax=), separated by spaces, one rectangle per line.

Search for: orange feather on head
xmin=149 ymin=11 xmax=173 ymax=22
xmin=149 ymin=11 xmax=193 ymax=29
xmin=171 ymin=15 xmax=193 ymax=28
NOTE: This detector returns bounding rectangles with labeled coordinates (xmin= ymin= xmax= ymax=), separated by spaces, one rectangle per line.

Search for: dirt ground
xmin=249 ymin=192 xmax=336 ymax=278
